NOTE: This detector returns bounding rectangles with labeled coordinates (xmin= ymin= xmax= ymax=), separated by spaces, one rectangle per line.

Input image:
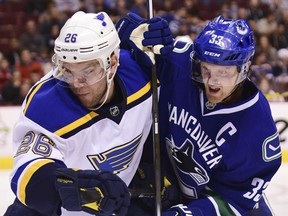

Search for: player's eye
xmin=201 ymin=67 xmax=210 ymax=76
xmin=218 ymin=70 xmax=228 ymax=76
xmin=63 ymin=69 xmax=73 ymax=77
xmin=83 ymin=67 xmax=96 ymax=77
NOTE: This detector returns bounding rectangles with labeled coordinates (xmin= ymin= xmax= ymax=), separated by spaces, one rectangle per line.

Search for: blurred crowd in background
xmin=0 ymin=0 xmax=288 ymax=105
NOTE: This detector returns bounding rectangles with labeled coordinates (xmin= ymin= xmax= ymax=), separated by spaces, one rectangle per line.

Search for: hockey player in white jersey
xmin=4 ymin=11 xmax=173 ymax=216
xmin=117 ymin=13 xmax=282 ymax=215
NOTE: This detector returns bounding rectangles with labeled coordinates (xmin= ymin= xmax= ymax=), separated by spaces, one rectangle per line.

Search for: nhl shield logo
xmin=110 ymin=106 xmax=120 ymax=116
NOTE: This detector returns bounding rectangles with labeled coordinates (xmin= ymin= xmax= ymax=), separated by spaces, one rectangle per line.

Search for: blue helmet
xmin=191 ymin=16 xmax=255 ymax=83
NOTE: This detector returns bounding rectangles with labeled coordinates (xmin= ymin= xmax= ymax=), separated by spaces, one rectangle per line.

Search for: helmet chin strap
xmin=89 ymin=68 xmax=116 ymax=111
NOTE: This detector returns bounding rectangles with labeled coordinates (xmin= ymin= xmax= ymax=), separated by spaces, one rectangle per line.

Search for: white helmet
xmin=54 ymin=11 xmax=120 ymax=71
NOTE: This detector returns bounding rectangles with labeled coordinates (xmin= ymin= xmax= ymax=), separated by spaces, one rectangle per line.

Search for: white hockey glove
xmin=116 ymin=13 xmax=173 ymax=67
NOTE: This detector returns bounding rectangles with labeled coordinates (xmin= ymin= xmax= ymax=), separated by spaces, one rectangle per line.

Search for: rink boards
xmin=0 ymin=103 xmax=288 ymax=169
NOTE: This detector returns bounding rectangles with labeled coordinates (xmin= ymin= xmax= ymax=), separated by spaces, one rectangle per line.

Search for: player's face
xmin=201 ymin=62 xmax=239 ymax=104
xmin=62 ymin=60 xmax=110 ymax=108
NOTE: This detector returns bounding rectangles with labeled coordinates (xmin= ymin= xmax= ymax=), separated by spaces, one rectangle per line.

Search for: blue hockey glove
xmin=129 ymin=162 xmax=181 ymax=212
xmin=116 ymin=13 xmax=173 ymax=67
xmin=55 ymin=168 xmax=130 ymax=216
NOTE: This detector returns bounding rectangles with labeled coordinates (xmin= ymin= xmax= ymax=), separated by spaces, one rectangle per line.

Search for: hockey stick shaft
xmin=130 ymin=188 xmax=156 ymax=198
xmin=82 ymin=188 xmax=156 ymax=203
xmin=147 ymin=0 xmax=162 ymax=215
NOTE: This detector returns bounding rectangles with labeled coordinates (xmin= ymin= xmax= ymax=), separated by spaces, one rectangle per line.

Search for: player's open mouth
xmin=208 ymin=86 xmax=221 ymax=93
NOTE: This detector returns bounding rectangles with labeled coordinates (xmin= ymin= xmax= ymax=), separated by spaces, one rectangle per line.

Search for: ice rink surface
xmin=0 ymin=163 xmax=287 ymax=215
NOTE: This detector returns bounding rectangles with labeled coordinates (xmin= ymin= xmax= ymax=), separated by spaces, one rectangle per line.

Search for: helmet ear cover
xmin=54 ymin=11 xmax=120 ymax=72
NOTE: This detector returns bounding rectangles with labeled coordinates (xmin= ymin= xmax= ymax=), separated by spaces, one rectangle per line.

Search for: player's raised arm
xmin=117 ymin=12 xmax=281 ymax=216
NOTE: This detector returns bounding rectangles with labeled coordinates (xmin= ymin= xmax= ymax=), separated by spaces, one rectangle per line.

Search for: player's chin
xmin=79 ymin=98 xmax=96 ymax=109
xmin=206 ymin=94 xmax=224 ymax=104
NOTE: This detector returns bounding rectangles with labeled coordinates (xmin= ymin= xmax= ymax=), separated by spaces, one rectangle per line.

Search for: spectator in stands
xmin=258 ymin=77 xmax=285 ymax=102
xmin=270 ymin=21 xmax=288 ymax=49
xmin=37 ymin=47 xmax=52 ymax=75
xmin=18 ymin=79 xmax=32 ymax=103
xmin=15 ymin=48 xmax=44 ymax=84
xmin=0 ymin=57 xmax=12 ymax=97
xmin=246 ymin=0 xmax=266 ymax=31
xmin=24 ymin=0 xmax=52 ymax=14
xmin=130 ymin=0 xmax=148 ymax=18
xmin=246 ymin=0 xmax=266 ymax=20
xmin=274 ymin=48 xmax=288 ymax=93
xmin=231 ymin=1 xmax=240 ymax=19
xmin=19 ymin=19 xmax=46 ymax=56
xmin=54 ymin=0 xmax=82 ymax=16
xmin=250 ymin=52 xmax=274 ymax=84
xmin=45 ymin=24 xmax=60 ymax=56
xmin=0 ymin=0 xmax=287 ymax=104
xmin=92 ymin=0 xmax=106 ymax=12
xmin=5 ymin=37 xmax=21 ymax=70
xmin=116 ymin=0 xmax=130 ymax=17
xmin=256 ymin=35 xmax=278 ymax=66
xmin=278 ymin=0 xmax=288 ymax=11
xmin=238 ymin=7 xmax=249 ymax=20
xmin=255 ymin=10 xmax=278 ymax=37
xmin=103 ymin=0 xmax=130 ymax=22
xmin=279 ymin=9 xmax=288 ymax=44
xmin=182 ymin=0 xmax=200 ymax=19
xmin=220 ymin=1 xmax=239 ymax=20
xmin=156 ymin=0 xmax=177 ymax=23
xmin=1 ymin=70 xmax=22 ymax=105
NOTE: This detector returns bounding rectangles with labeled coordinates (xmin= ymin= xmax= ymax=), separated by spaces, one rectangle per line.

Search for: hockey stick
xmin=147 ymin=0 xmax=162 ymax=215
xmin=130 ymin=188 xmax=155 ymax=198
xmin=81 ymin=188 xmax=156 ymax=204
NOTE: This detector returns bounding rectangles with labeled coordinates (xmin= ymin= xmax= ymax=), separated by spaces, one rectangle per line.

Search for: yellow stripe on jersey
xmin=23 ymin=78 xmax=54 ymax=115
xmin=54 ymin=111 xmax=99 ymax=136
xmin=127 ymin=81 xmax=151 ymax=104
xmin=18 ymin=159 xmax=54 ymax=205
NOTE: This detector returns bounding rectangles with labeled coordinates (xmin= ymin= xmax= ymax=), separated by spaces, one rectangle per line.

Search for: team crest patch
xmin=262 ymin=132 xmax=281 ymax=162
xmin=87 ymin=133 xmax=143 ymax=173
xmin=166 ymin=137 xmax=209 ymax=185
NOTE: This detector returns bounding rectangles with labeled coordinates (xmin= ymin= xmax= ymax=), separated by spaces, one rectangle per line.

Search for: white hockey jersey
xmin=9 ymin=49 xmax=153 ymax=215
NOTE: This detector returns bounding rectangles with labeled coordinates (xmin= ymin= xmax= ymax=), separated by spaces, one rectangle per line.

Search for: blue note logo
xmin=96 ymin=13 xmax=107 ymax=27
xmin=87 ymin=133 xmax=143 ymax=173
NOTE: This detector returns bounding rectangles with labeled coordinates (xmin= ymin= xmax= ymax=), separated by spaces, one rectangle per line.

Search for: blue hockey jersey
xmin=156 ymin=41 xmax=282 ymax=215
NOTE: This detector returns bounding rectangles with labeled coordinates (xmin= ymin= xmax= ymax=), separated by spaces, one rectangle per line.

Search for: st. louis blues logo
xmin=95 ymin=12 xmax=107 ymax=27
xmin=166 ymin=136 xmax=209 ymax=186
xmin=87 ymin=133 xmax=143 ymax=174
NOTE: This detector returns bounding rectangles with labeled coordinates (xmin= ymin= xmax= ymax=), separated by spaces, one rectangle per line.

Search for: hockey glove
xmin=116 ymin=12 xmax=173 ymax=67
xmin=129 ymin=162 xmax=181 ymax=212
xmin=55 ymin=168 xmax=130 ymax=216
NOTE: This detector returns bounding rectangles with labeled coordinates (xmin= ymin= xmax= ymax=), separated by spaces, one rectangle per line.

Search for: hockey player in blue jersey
xmin=3 ymin=11 xmax=175 ymax=216
xmin=117 ymin=13 xmax=282 ymax=215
